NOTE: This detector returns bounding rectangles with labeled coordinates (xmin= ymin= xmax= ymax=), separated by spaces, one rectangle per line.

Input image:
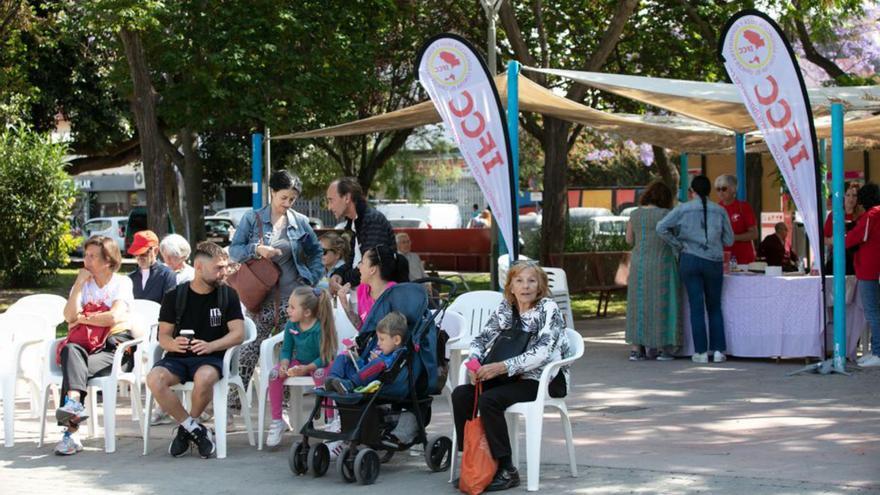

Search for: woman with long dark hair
xmin=846 ymin=183 xmax=880 ymax=367
xmin=229 ymin=169 xmax=323 ymax=410
xmin=657 ymin=175 xmax=734 ymax=364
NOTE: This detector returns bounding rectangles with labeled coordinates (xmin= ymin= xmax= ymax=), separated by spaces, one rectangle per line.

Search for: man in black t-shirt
xmin=146 ymin=242 xmax=244 ymax=459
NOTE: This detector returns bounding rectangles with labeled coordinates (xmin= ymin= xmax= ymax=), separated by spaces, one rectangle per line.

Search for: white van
xmin=376 ymin=202 xmax=462 ymax=229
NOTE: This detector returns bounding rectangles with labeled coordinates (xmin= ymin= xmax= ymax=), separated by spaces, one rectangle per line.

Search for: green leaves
xmin=0 ymin=127 xmax=77 ymax=287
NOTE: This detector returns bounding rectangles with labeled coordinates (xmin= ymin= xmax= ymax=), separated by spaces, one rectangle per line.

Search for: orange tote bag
xmin=459 ymin=382 xmax=498 ymax=495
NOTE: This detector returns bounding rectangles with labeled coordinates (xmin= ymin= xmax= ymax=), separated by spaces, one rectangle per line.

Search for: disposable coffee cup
xmin=180 ymin=329 xmax=195 ymax=346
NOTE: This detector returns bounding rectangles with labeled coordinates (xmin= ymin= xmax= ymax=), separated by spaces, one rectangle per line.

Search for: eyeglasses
xmin=716 ymin=186 xmax=728 ymax=192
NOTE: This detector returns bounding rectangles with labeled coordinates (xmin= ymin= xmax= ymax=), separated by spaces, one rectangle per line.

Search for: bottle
xmin=729 ymin=255 xmax=738 ymax=273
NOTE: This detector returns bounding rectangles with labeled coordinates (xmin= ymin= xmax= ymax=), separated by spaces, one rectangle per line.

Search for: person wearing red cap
xmin=128 ymin=230 xmax=178 ymax=303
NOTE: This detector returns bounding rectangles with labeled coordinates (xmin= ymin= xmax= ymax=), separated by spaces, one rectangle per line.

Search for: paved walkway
xmin=2 ymin=317 xmax=879 ymax=494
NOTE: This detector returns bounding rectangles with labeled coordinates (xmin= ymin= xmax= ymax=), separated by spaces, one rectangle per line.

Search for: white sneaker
xmin=150 ymin=406 xmax=172 ymax=426
xmin=266 ymin=419 xmax=286 ymax=448
xmin=54 ymin=430 xmax=83 ymax=455
xmin=55 ymin=398 xmax=88 ymax=426
xmin=713 ymin=351 xmax=727 ymax=363
xmin=857 ymin=354 xmax=875 ymax=365
xmin=691 ymin=352 xmax=708 ymax=364
xmin=857 ymin=355 xmax=880 ymax=368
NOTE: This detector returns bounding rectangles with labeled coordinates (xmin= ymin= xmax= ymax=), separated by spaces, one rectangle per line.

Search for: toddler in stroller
xmin=288 ymin=279 xmax=456 ymax=485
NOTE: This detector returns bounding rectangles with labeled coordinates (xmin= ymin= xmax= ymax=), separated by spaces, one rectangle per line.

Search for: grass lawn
xmin=0 ymin=268 xmax=78 ymax=312
xmin=458 ymin=272 xmax=626 ymax=319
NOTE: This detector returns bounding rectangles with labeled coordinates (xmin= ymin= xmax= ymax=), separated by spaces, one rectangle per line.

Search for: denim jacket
xmin=656 ymin=198 xmax=734 ymax=262
xmin=229 ymin=206 xmax=324 ymax=285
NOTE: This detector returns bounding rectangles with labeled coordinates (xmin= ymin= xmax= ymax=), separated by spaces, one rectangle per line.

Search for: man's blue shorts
xmin=153 ymin=355 xmax=224 ymax=383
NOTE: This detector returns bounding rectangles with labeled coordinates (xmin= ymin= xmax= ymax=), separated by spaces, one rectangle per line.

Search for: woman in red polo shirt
xmin=845 ymin=183 xmax=880 ymax=367
xmin=823 ymin=182 xmax=862 ymax=275
xmin=714 ymin=174 xmax=757 ymax=264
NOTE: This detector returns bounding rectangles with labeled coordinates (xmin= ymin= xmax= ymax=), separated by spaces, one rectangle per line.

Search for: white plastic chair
xmin=434 ymin=310 xmax=466 ymax=411
xmin=6 ymin=294 xmax=67 ymax=415
xmin=498 ymin=254 xmax=533 ymax=290
xmin=37 ymin=333 xmax=143 ymax=453
xmin=125 ymin=300 xmax=161 ymax=411
xmin=255 ymin=302 xmax=357 ymax=450
xmin=449 ymin=328 xmax=584 ymax=491
xmin=447 ymin=291 xmax=505 ymax=348
xmin=0 ymin=312 xmax=52 ymax=447
xmin=542 ymin=267 xmax=576 ymax=328
xmin=142 ymin=317 xmax=257 ymax=459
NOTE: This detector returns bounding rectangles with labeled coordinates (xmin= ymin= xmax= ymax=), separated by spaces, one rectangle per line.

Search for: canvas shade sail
xmin=273 ymin=73 xmax=736 ymax=153
xmin=525 ymin=66 xmax=880 ymax=138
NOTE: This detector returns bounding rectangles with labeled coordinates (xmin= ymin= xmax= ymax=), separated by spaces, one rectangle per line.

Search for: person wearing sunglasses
xmin=715 ymin=174 xmax=757 ymax=265
xmin=317 ymin=232 xmax=349 ymax=291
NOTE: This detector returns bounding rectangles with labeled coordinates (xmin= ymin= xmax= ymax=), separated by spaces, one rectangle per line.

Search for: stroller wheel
xmin=380 ymin=449 xmax=395 ymax=464
xmin=424 ymin=435 xmax=452 ymax=472
xmin=336 ymin=446 xmax=356 ymax=483
xmin=288 ymin=441 xmax=309 ymax=475
xmin=308 ymin=442 xmax=331 ymax=477
xmin=354 ymin=448 xmax=381 ymax=485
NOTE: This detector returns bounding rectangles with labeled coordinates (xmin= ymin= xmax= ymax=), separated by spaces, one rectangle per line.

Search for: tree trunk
xmin=651 ymin=145 xmax=678 ymax=191
xmin=181 ymin=129 xmax=206 ymax=247
xmin=164 ymin=163 xmax=185 ymax=235
xmin=120 ymin=29 xmax=168 ymax=237
xmin=540 ymin=117 xmax=571 ymax=265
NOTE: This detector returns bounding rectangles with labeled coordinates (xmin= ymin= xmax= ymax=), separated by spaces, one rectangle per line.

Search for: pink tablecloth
xmin=680 ymin=275 xmax=865 ymax=358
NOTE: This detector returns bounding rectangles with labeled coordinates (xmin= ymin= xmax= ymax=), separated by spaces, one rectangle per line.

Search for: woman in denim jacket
xmin=656 ymin=175 xmax=734 ymax=364
xmin=229 ymin=170 xmax=323 ymax=409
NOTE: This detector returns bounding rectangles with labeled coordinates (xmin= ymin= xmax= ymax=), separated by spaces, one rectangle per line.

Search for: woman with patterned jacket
xmin=451 ymin=262 xmax=572 ymax=492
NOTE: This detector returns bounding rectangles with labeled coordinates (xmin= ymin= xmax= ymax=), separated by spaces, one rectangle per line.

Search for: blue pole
xmin=735 ymin=132 xmax=746 ymax=200
xmin=679 ymin=153 xmax=688 ymax=202
xmin=505 ymin=60 xmax=520 ymax=259
xmin=831 ymin=103 xmax=846 ymax=371
xmin=251 ymin=133 xmax=263 ymax=209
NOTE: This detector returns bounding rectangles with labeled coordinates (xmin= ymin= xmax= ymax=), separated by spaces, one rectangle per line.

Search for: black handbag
xmin=483 ymin=309 xmax=532 ymax=382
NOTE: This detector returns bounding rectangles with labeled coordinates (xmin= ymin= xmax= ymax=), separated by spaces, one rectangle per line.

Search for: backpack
xmin=174 ymin=282 xmax=230 ymax=331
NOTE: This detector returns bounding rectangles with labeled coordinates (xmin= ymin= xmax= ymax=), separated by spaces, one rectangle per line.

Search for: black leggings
xmin=451 ymin=374 xmax=566 ymax=459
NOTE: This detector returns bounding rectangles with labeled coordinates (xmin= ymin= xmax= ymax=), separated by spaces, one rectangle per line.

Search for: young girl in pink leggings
xmin=266 ymin=286 xmax=338 ymax=448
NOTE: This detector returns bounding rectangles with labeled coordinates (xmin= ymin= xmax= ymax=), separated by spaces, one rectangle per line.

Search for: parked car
xmin=77 ymin=216 xmax=129 ymax=254
xmin=587 ymin=215 xmax=629 ymax=236
xmin=376 ymin=202 xmax=462 ymax=229
xmin=204 ymin=216 xmax=236 ymax=247
xmin=216 ymin=206 xmax=322 ymax=230
xmin=214 ymin=207 xmax=251 ymax=227
xmin=568 ymin=207 xmax=613 ymax=226
xmin=618 ymin=206 xmax=638 ymax=217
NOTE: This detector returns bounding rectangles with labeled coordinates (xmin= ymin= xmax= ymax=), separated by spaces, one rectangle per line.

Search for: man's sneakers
xmin=266 ymin=419 xmax=287 ymax=448
xmin=713 ymin=351 xmax=727 ymax=363
xmin=169 ymin=425 xmax=193 ymax=457
xmin=190 ymin=424 xmax=216 ymax=458
xmin=54 ymin=430 xmax=83 ymax=456
xmin=169 ymin=423 xmax=215 ymax=458
xmin=857 ymin=354 xmax=880 ymax=367
xmin=55 ymin=397 xmax=88 ymax=427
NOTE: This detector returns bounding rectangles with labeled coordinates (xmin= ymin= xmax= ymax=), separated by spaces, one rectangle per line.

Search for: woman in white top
xmin=160 ymin=233 xmax=195 ymax=284
xmin=55 ymin=235 xmax=134 ymax=455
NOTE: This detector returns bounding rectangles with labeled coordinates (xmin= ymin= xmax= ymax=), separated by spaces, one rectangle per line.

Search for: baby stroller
xmin=288 ymin=278 xmax=458 ymax=484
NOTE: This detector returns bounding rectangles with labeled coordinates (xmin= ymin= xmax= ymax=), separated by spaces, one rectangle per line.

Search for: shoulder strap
xmin=217 ymin=284 xmax=229 ymax=318
xmin=175 ymin=282 xmax=190 ymax=330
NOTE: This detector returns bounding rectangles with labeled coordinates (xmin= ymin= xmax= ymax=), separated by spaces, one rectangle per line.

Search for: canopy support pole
xmin=735 ymin=132 xmax=746 ymax=200
xmin=831 ymin=103 xmax=847 ymax=372
xmin=251 ymin=133 xmax=263 ymax=209
xmin=679 ymin=153 xmax=688 ymax=202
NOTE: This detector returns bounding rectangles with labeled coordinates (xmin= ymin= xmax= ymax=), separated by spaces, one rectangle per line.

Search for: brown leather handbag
xmin=227 ymin=211 xmax=281 ymax=313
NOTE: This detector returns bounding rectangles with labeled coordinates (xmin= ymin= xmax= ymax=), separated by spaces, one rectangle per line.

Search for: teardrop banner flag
xmin=719 ymin=10 xmax=823 ymax=273
xmin=416 ymin=33 xmax=518 ymax=258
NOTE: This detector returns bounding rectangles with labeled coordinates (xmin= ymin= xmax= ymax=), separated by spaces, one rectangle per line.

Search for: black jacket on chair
xmin=129 ymin=262 xmax=178 ymax=303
